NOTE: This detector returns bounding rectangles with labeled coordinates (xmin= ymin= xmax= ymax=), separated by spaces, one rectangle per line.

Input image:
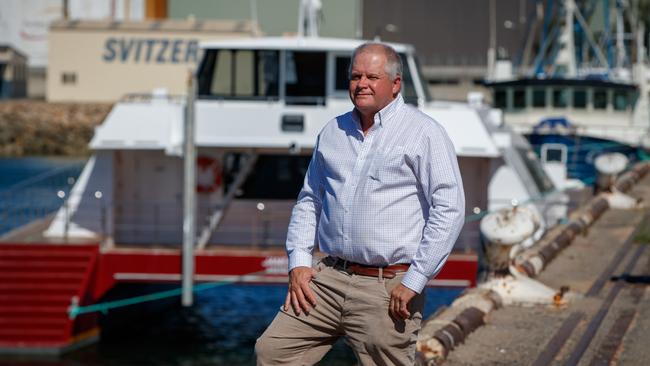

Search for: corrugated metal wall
xmin=363 ymin=0 xmax=532 ymax=68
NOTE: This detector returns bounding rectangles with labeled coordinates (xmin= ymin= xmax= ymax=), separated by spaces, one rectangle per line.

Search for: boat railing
xmin=527 ymin=119 xmax=647 ymax=136
xmin=118 ymin=93 xmax=327 ymax=106
xmin=119 ymin=93 xmax=186 ymax=104
xmin=0 ymin=162 xmax=84 ymax=236
xmin=197 ymin=94 xmax=281 ymax=102
xmin=573 ymin=124 xmax=648 ymax=145
xmin=15 ymin=191 xmax=292 ymax=248
xmin=284 ymin=96 xmax=326 ymax=106
xmin=3 ymin=180 xmax=488 ymax=254
xmin=112 ymin=202 xmax=289 ymax=249
xmin=110 ymin=200 xmax=291 ymax=248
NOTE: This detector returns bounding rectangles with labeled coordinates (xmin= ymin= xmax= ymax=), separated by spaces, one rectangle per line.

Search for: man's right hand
xmin=284 ymin=266 xmax=318 ymax=316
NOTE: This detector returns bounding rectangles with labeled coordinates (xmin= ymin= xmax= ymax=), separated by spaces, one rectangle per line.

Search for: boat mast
xmin=529 ymin=0 xmax=610 ymax=78
xmin=487 ymin=0 xmax=497 ymax=80
xmin=556 ymin=0 xmax=578 ymax=77
xmin=615 ymin=2 xmax=626 ymax=76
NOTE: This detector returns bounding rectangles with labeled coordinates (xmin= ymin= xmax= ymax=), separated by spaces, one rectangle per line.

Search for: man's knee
xmin=361 ymin=331 xmax=417 ymax=365
xmin=254 ymin=334 xmax=275 ymax=365
xmin=364 ymin=333 xmax=407 ymax=351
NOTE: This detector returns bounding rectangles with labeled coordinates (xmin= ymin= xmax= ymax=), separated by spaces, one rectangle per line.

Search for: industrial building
xmin=0 ymin=45 xmax=28 ymax=99
xmin=47 ymin=19 xmax=257 ymax=102
xmin=1 ymin=0 xmax=532 ymax=101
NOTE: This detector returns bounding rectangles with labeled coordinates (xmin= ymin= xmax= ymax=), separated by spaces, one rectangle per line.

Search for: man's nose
xmin=357 ymin=75 xmax=369 ymax=87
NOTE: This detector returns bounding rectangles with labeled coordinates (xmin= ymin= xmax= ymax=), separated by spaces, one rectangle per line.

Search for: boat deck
xmin=0 ymin=212 xmax=478 ymax=288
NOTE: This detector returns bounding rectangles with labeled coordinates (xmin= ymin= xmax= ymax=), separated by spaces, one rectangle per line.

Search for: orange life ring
xmin=196 ymin=156 xmax=223 ymax=194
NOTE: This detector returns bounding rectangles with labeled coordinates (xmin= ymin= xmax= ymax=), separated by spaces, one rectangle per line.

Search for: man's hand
xmin=389 ymin=283 xmax=417 ymax=320
xmin=284 ymin=266 xmax=318 ymax=316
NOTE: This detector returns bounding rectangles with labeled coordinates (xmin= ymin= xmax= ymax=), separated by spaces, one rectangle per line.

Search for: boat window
xmin=573 ymin=89 xmax=587 ymax=109
xmin=613 ymin=90 xmax=628 ymax=111
xmin=552 ymin=89 xmax=568 ymax=108
xmin=516 ymin=147 xmax=555 ymax=194
xmin=211 ymin=51 xmax=231 ymax=95
xmin=334 ymin=56 xmax=350 ymax=92
xmin=494 ymin=89 xmax=507 ymax=109
xmin=414 ymin=56 xmax=433 ymax=102
xmin=544 ymin=147 xmax=564 ymax=162
xmin=235 ymin=51 xmax=254 ymax=96
xmin=224 ymin=154 xmax=311 ymax=199
xmin=532 ymin=89 xmax=546 ymax=108
xmin=285 ymin=51 xmax=327 ymax=105
xmin=631 ymin=91 xmax=639 ymax=108
xmin=399 ymin=54 xmax=418 ymax=105
xmin=513 ymin=88 xmax=526 ymax=109
xmin=197 ymin=49 xmax=279 ymax=100
xmin=593 ymin=89 xmax=607 ymax=109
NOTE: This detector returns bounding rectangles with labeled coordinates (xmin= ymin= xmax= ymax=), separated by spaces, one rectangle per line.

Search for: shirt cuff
xmin=401 ymin=268 xmax=429 ymax=294
xmin=288 ymin=250 xmax=313 ymax=271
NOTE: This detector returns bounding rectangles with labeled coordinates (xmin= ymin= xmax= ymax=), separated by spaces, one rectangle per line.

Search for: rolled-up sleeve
xmin=286 ymin=137 xmax=324 ymax=271
xmin=401 ymin=123 xmax=465 ymax=293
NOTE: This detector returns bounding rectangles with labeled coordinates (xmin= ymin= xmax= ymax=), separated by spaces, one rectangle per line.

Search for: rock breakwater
xmin=0 ymin=100 xmax=112 ymax=157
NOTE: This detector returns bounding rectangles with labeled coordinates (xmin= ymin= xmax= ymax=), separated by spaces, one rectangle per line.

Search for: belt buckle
xmin=326 ymin=256 xmax=346 ymax=271
xmin=337 ymin=258 xmax=349 ymax=273
xmin=335 ymin=257 xmax=352 ymax=273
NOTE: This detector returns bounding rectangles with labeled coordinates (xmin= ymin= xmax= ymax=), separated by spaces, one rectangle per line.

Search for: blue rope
xmin=69 ymin=280 xmax=238 ymax=319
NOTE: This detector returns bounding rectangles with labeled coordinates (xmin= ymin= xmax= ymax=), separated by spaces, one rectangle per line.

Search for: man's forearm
xmin=286 ymin=196 xmax=321 ymax=270
xmin=402 ymin=190 xmax=465 ymax=293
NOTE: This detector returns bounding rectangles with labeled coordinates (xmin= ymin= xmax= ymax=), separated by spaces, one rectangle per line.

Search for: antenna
xmin=297 ymin=0 xmax=322 ymax=38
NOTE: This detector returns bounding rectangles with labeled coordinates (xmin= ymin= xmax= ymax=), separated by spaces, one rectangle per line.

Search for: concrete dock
xmin=419 ymin=167 xmax=650 ymax=366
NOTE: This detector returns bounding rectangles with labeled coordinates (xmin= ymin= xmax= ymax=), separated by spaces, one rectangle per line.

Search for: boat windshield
xmin=397 ymin=53 xmax=418 ymax=105
xmin=516 ymin=147 xmax=555 ymax=194
xmin=284 ymin=51 xmax=327 ymax=105
xmin=413 ymin=56 xmax=433 ymax=102
xmin=198 ymin=49 xmax=280 ymax=100
xmin=197 ymin=48 xmax=430 ymax=106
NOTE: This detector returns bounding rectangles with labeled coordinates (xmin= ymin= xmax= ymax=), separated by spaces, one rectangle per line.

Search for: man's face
xmin=349 ymin=50 xmax=401 ymax=116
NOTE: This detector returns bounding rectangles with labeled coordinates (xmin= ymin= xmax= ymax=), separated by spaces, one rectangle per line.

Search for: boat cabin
xmin=44 ymin=37 xmax=515 ymax=256
xmin=484 ymin=78 xmax=641 ymax=145
xmin=196 ymin=40 xmax=428 ymax=107
xmin=192 ymin=38 xmax=433 ymax=151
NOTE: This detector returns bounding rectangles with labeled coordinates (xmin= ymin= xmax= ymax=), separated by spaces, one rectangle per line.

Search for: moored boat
xmin=484 ymin=0 xmax=650 ymax=183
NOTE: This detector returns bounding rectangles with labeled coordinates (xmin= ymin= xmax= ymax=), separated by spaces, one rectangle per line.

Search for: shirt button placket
xmin=344 ymin=132 xmax=372 ymax=255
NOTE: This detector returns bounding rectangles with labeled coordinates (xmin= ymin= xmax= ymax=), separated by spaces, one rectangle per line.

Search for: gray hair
xmin=349 ymin=42 xmax=403 ymax=81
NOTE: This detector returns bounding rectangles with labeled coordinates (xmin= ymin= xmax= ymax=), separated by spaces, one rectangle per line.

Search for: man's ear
xmin=392 ymin=75 xmax=402 ymax=96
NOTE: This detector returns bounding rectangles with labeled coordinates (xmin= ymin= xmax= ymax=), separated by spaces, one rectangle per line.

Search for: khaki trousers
xmin=255 ymin=260 xmax=425 ymax=366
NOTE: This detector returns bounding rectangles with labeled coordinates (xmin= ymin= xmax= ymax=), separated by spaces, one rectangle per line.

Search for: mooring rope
xmin=68 ymin=272 xmax=265 ymax=319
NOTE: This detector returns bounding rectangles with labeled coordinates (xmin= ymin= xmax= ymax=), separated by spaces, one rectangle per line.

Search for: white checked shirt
xmin=286 ymin=95 xmax=465 ymax=293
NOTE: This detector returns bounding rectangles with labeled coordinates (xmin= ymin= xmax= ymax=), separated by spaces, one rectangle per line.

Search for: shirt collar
xmin=351 ymin=94 xmax=404 ymax=129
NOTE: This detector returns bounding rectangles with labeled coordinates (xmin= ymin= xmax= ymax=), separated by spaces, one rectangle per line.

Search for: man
xmin=256 ymin=42 xmax=465 ymax=365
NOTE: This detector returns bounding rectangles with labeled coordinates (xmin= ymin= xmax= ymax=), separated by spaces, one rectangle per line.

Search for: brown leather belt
xmin=323 ymin=256 xmax=410 ymax=279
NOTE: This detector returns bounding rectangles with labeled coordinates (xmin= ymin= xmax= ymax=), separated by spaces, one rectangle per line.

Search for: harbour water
xmin=0 ymin=157 xmax=463 ymax=366
xmin=0 ymin=157 xmax=84 ymax=236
